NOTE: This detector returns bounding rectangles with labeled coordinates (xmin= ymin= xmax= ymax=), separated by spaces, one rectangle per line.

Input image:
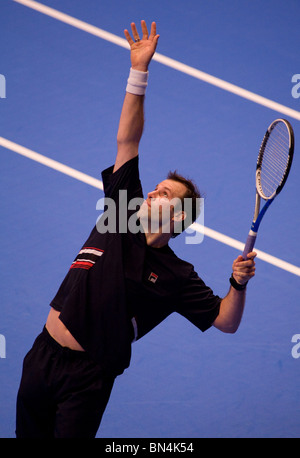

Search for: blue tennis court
xmin=1 ymin=0 xmax=299 ymax=438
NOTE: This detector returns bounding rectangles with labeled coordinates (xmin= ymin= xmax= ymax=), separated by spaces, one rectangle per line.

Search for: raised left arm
xmin=114 ymin=21 xmax=159 ymax=173
xmin=213 ymin=252 xmax=256 ymax=333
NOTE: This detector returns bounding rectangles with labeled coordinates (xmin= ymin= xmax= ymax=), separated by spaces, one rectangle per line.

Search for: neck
xmin=144 ymin=231 xmax=171 ymax=248
xmin=137 ymin=209 xmax=173 ymax=247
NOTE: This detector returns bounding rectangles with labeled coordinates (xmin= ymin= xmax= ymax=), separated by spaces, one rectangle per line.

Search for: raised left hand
xmin=124 ymin=20 xmax=160 ymax=72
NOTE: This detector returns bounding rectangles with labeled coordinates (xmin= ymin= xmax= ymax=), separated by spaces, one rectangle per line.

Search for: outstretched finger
xmin=149 ymin=21 xmax=157 ymax=40
xmin=141 ymin=20 xmax=149 ymax=40
xmin=130 ymin=22 xmax=140 ymax=42
xmin=124 ymin=28 xmax=134 ymax=46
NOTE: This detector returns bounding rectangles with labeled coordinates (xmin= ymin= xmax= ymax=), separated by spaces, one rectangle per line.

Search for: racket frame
xmin=242 ymin=118 xmax=294 ymax=260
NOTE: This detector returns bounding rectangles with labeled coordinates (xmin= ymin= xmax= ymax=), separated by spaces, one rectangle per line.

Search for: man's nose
xmin=148 ymin=190 xmax=157 ymax=199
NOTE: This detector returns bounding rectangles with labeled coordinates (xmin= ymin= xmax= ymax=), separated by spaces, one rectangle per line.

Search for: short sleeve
xmin=101 ymin=156 xmax=143 ymax=202
xmin=176 ymin=270 xmax=221 ymax=332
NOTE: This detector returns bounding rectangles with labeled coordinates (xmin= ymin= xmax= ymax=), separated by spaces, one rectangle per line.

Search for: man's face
xmin=138 ymin=179 xmax=187 ymax=234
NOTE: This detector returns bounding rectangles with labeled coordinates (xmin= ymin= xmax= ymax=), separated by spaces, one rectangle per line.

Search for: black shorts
xmin=16 ymin=326 xmax=115 ymax=438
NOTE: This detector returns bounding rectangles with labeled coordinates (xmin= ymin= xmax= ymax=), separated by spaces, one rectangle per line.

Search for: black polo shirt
xmin=50 ymin=156 xmax=221 ymax=376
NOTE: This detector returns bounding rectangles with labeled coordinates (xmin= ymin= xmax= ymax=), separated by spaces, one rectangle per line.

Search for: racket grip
xmin=242 ymin=232 xmax=257 ymax=260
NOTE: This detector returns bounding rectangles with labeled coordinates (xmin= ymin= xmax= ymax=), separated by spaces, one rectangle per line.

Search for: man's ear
xmin=172 ymin=211 xmax=187 ymax=222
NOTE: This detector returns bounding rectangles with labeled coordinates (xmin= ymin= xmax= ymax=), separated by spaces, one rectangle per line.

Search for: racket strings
xmin=259 ymin=123 xmax=290 ymax=198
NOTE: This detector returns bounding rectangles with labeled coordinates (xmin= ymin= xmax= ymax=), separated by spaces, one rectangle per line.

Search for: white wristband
xmin=126 ymin=68 xmax=149 ymax=95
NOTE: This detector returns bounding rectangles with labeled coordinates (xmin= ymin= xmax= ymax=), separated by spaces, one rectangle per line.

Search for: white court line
xmin=1 ymin=136 xmax=300 ymax=277
xmin=0 ymin=137 xmax=103 ymax=190
xmin=12 ymin=0 xmax=300 ymax=121
xmin=191 ymin=223 xmax=300 ymax=277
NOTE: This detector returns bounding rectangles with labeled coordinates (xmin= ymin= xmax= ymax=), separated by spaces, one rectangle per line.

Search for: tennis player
xmin=16 ymin=21 xmax=256 ymax=438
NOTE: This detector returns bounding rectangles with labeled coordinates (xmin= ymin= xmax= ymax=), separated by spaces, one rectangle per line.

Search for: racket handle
xmin=242 ymin=232 xmax=257 ymax=260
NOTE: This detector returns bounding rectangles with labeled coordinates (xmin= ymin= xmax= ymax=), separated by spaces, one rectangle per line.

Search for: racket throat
xmin=252 ymin=197 xmax=274 ymax=233
xmin=249 ymin=228 xmax=257 ymax=237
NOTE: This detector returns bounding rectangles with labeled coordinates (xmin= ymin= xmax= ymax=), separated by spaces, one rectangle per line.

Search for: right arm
xmin=114 ymin=20 xmax=159 ymax=173
xmin=115 ymin=92 xmax=145 ymax=173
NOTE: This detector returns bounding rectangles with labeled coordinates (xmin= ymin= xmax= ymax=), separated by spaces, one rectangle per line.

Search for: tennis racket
xmin=242 ymin=118 xmax=294 ymax=259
